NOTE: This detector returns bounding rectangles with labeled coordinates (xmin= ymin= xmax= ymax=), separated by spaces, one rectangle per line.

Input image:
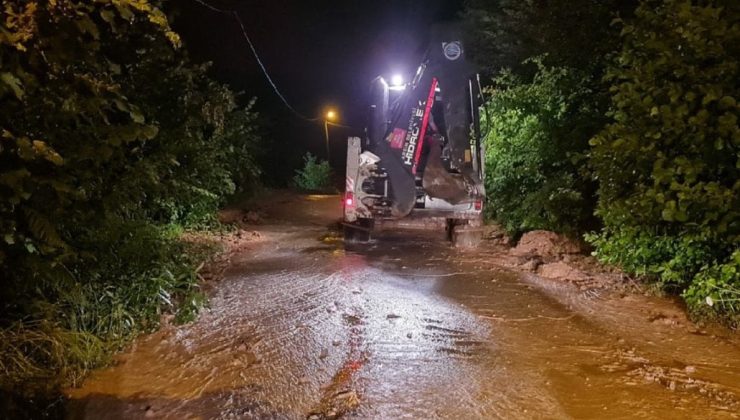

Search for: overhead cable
xmin=192 ymin=0 xmax=320 ymax=122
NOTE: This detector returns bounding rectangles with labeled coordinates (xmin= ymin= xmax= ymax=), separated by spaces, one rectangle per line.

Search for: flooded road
xmin=68 ymin=194 xmax=740 ymax=419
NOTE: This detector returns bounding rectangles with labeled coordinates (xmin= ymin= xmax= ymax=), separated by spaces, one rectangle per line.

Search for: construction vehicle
xmin=343 ymin=25 xmax=485 ymax=245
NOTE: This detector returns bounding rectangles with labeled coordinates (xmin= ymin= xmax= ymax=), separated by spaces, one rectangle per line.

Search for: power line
xmin=192 ymin=0 xmax=320 ymax=122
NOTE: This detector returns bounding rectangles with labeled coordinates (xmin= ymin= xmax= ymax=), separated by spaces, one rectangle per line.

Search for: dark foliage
xmin=482 ymin=59 xmax=604 ymax=234
xmin=0 ymin=1 xmax=262 ymax=392
xmin=589 ymin=0 xmax=740 ymax=321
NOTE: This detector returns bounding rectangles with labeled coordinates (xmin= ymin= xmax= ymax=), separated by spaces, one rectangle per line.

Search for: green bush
xmin=685 ymin=250 xmax=740 ymax=320
xmin=0 ymin=1 xmax=261 ymax=394
xmin=293 ymin=152 xmax=333 ymax=191
xmin=589 ymin=0 xmax=739 ymax=322
xmin=482 ymin=58 xmax=604 ymax=234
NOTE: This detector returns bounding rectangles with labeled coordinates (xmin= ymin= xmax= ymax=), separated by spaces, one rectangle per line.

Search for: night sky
xmin=172 ymin=0 xmax=464 ymax=181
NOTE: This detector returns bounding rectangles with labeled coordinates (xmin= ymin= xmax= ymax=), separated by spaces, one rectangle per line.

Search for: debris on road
xmin=510 ymin=230 xmax=584 ymax=257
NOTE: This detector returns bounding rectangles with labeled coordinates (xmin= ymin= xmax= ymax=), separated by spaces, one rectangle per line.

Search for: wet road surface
xmin=68 ymin=195 xmax=740 ymax=419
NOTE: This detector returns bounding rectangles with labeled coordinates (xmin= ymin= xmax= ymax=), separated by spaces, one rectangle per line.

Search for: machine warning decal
xmin=389 ymin=128 xmax=406 ymax=149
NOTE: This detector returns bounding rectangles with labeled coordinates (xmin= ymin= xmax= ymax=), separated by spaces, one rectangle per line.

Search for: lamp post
xmin=324 ymin=109 xmax=337 ymax=162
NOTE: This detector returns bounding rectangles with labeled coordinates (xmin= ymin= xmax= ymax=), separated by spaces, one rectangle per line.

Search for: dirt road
xmin=68 ymin=194 xmax=740 ymax=419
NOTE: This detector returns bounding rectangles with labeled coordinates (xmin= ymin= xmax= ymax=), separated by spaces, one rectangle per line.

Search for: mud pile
xmin=510 ymin=230 xmax=584 ymax=257
xmin=490 ymin=229 xmax=629 ymax=291
xmin=218 ymin=208 xmax=262 ymax=226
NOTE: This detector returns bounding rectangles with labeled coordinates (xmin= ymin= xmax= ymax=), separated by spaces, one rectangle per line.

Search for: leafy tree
xmin=589 ymin=0 xmax=740 ymax=321
xmin=111 ymin=36 xmax=262 ymax=226
xmin=0 ymin=0 xmax=263 ymax=393
xmin=482 ymin=59 xmax=604 ymax=234
xmin=0 ymin=1 xmax=176 ymax=268
xmin=464 ymin=0 xmax=625 ymax=236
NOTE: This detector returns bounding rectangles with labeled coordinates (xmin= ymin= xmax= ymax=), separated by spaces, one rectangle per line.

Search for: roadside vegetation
xmin=293 ymin=152 xmax=334 ymax=192
xmin=466 ymin=0 xmax=739 ymax=325
xmin=0 ymin=0 xmax=262 ymax=399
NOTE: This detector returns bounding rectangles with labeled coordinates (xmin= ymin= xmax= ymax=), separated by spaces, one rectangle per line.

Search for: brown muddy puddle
xmin=67 ymin=195 xmax=740 ymax=419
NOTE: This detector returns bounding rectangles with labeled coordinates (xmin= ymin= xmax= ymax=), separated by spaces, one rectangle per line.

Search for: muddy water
xmin=68 ymin=195 xmax=740 ymax=419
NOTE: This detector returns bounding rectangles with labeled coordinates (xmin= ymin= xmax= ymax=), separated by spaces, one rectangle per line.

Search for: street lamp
xmin=324 ymin=109 xmax=337 ymax=161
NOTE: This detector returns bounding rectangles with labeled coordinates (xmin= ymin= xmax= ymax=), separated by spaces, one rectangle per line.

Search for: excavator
xmin=343 ymin=25 xmax=485 ymax=245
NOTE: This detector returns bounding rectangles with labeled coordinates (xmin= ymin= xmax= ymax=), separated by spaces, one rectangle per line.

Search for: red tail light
xmin=345 ymin=192 xmax=354 ymax=207
xmin=474 ymin=199 xmax=482 ymax=211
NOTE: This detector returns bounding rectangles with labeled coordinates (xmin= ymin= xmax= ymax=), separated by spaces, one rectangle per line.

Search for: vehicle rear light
xmin=345 ymin=192 xmax=354 ymax=207
xmin=474 ymin=199 xmax=482 ymax=211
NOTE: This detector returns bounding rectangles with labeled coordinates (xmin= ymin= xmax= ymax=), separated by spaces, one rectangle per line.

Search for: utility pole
xmin=324 ymin=120 xmax=330 ymax=162
xmin=324 ymin=109 xmax=337 ymax=162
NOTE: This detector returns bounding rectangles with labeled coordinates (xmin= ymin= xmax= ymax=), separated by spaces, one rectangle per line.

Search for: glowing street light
xmin=390 ymin=74 xmax=404 ymax=86
xmin=326 ymin=109 xmax=337 ymax=121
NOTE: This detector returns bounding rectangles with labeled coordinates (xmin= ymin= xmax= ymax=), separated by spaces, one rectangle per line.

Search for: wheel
xmin=344 ymin=218 xmax=374 ymax=243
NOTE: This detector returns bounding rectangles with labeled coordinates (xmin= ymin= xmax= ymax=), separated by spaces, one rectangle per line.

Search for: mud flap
xmin=343 ymin=219 xmax=374 ymax=243
xmin=446 ymin=218 xmax=483 ymax=248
